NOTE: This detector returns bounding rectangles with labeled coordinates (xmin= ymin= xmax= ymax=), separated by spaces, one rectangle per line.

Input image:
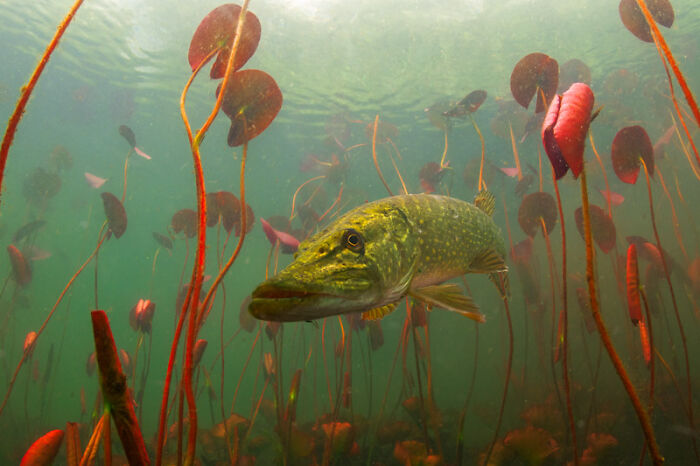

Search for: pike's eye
xmin=342 ymin=229 xmax=364 ymax=254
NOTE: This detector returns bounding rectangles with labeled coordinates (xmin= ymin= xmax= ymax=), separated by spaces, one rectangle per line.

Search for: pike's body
xmin=249 ymin=193 xmax=508 ymax=322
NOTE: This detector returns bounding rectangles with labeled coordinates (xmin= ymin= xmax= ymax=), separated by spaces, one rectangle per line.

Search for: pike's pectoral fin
xmin=474 ymin=190 xmax=496 ymax=217
xmin=409 ymin=283 xmax=485 ymax=323
xmin=469 ymin=248 xmax=508 ymax=274
xmin=361 ymin=302 xmax=399 ymax=321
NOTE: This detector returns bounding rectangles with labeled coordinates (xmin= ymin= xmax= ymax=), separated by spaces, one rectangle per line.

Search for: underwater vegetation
xmin=1 ymin=0 xmax=699 ymax=465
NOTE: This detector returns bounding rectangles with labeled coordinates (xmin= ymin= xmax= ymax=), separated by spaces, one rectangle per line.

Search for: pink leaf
xmin=84 ymin=172 xmax=107 ymax=189
xmin=500 ymin=166 xmax=520 ymax=178
xmin=133 ymin=147 xmax=151 ymax=160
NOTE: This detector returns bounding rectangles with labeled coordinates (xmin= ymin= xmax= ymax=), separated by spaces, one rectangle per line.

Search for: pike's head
xmin=249 ymin=203 xmax=415 ymax=322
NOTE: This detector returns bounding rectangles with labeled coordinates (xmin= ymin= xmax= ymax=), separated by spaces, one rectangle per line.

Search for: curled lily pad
xmin=575 ymin=205 xmax=617 ymax=253
xmin=619 ymin=0 xmax=674 ymax=43
xmin=101 ymin=192 xmax=127 ymax=239
xmin=188 ymin=4 xmax=261 ymax=79
xmin=172 ymin=208 xmax=197 ymax=238
xmin=611 ymin=125 xmax=654 ymax=184
xmin=220 ymin=70 xmax=283 ymax=147
xmin=518 ymin=192 xmax=558 ymax=237
xmin=510 ymin=53 xmax=559 ymax=113
xmin=215 ymin=191 xmax=241 ymax=233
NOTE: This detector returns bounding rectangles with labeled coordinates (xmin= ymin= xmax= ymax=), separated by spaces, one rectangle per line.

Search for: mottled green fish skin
xmin=249 ymin=193 xmax=506 ymax=322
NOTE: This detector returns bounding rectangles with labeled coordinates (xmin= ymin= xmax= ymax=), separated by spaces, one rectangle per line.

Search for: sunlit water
xmin=0 ymin=0 xmax=699 ymax=464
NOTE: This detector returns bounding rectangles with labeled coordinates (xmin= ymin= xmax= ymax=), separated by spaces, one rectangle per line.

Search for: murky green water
xmin=0 ymin=0 xmax=698 ymax=464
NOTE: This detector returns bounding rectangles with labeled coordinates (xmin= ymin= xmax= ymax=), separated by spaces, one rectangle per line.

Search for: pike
xmin=249 ymin=192 xmax=509 ymax=323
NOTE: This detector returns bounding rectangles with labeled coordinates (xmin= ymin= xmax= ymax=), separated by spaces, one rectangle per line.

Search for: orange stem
xmin=439 ymin=127 xmax=449 ymax=168
xmin=0 ymin=0 xmax=86 ymax=202
xmin=509 ymin=123 xmax=523 ymax=181
xmin=580 ymin=167 xmax=663 ymax=465
xmin=289 ymin=175 xmax=325 ymax=221
xmin=635 ymin=0 xmax=700 ymax=128
xmin=471 ymin=114 xmax=486 ymax=192
xmin=372 ymin=115 xmax=393 ymax=196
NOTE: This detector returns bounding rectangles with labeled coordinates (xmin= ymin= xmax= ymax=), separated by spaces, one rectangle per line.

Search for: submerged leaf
xmin=101 ymin=192 xmax=127 ymax=239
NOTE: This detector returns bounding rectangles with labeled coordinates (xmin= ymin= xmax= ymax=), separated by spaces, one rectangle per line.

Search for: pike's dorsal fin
xmin=409 ymin=283 xmax=485 ymax=323
xmin=469 ymin=248 xmax=508 ymax=274
xmin=489 ymin=271 xmax=510 ymax=299
xmin=361 ymin=302 xmax=399 ymax=321
xmin=474 ymin=190 xmax=496 ymax=217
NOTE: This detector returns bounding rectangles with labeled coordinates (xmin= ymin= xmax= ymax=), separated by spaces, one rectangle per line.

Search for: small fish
xmin=249 ymin=192 xmax=508 ymax=322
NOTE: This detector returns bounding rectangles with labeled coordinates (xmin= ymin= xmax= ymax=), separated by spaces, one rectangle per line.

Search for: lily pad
xmin=611 ymin=125 xmax=654 ymax=184
xmin=172 ymin=208 xmax=197 ymax=238
xmin=518 ymin=192 xmax=558 ymax=237
xmin=220 ymin=69 xmax=283 ymax=147
xmin=188 ymin=4 xmax=261 ymax=79
xmin=619 ymin=0 xmax=674 ymax=43
xmin=510 ymin=53 xmax=559 ymax=113
xmin=101 ymin=192 xmax=127 ymax=239
xmin=575 ymin=205 xmax=617 ymax=253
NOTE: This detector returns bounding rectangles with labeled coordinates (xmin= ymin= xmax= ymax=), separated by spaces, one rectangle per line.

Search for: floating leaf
xmin=542 ymin=82 xmax=595 ymax=179
xmin=424 ymin=100 xmax=452 ymax=131
xmin=575 ymin=205 xmax=617 ymax=253
xmin=510 ymin=53 xmax=559 ymax=113
xmin=611 ymin=125 xmax=654 ymax=184
xmin=23 ymin=168 xmax=61 ymax=202
xmin=188 ymin=4 xmax=261 ymax=79
xmin=518 ymin=192 xmax=558 ymax=237
xmin=20 ymin=429 xmax=64 ymax=466
xmin=365 ymin=120 xmax=399 ymax=142
xmin=220 ymin=70 xmax=283 ymax=147
xmin=172 ymin=208 xmax=197 ymax=238
xmin=619 ymin=0 xmax=674 ymax=43
xmin=235 ymin=202 xmax=255 ymax=237
xmin=101 ymin=192 xmax=127 ymax=238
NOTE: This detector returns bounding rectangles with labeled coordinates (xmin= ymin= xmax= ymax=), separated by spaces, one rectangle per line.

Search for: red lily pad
xmin=188 ymin=4 xmax=261 ymax=79
xmin=619 ymin=0 xmax=674 ymax=43
xmin=20 ymin=429 xmax=64 ymax=466
xmin=558 ymin=59 xmax=591 ymax=92
xmin=511 ymin=237 xmax=534 ymax=264
xmin=206 ymin=192 xmax=222 ymax=227
xmin=101 ymin=192 xmax=127 ymax=239
xmin=7 ymin=244 xmax=32 ymax=287
xmin=172 ymin=208 xmax=197 ymax=238
xmin=490 ymin=100 xmax=529 ymax=139
xmin=611 ymin=125 xmax=654 ymax=184
xmin=574 ymin=205 xmax=617 ymax=253
xmin=542 ymin=82 xmax=595 ymax=179
xmin=220 ymin=69 xmax=283 ymax=147
xmin=510 ymin=53 xmax=559 ymax=113
xmin=518 ymin=192 xmax=558 ymax=237
xmin=215 ymin=191 xmax=242 ymax=233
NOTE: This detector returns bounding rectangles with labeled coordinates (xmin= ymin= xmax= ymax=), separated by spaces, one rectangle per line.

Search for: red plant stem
xmin=0 ymin=0 xmax=85 ymax=202
xmin=439 ymin=127 xmax=449 ymax=168
xmin=79 ymin=411 xmax=108 ymax=466
xmin=579 ymin=167 xmax=663 ymax=465
xmin=640 ymin=289 xmax=656 ymax=407
xmin=407 ymin=301 xmax=431 ymax=454
xmin=655 ymin=167 xmax=687 ymax=261
xmin=509 ymin=123 xmax=523 ymax=181
xmin=372 ymin=115 xmax=393 ymax=196
xmin=121 ymin=149 xmax=132 ymax=204
xmin=197 ymin=140 xmax=249 ymax=330
xmin=483 ymin=287 xmax=513 ymax=466
xmin=103 ymin=410 xmax=112 ymax=466
xmin=317 ymin=183 xmax=344 ymax=223
xmin=0 ymin=229 xmax=106 ymax=418
xmin=552 ymin=171 xmax=578 ymax=464
xmin=640 ymin=159 xmax=698 ymax=461
xmin=471 ymin=114 xmax=486 ymax=192
xmin=154 ymin=47 xmax=218 ymax=466
xmin=635 ymin=0 xmax=700 ymax=128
